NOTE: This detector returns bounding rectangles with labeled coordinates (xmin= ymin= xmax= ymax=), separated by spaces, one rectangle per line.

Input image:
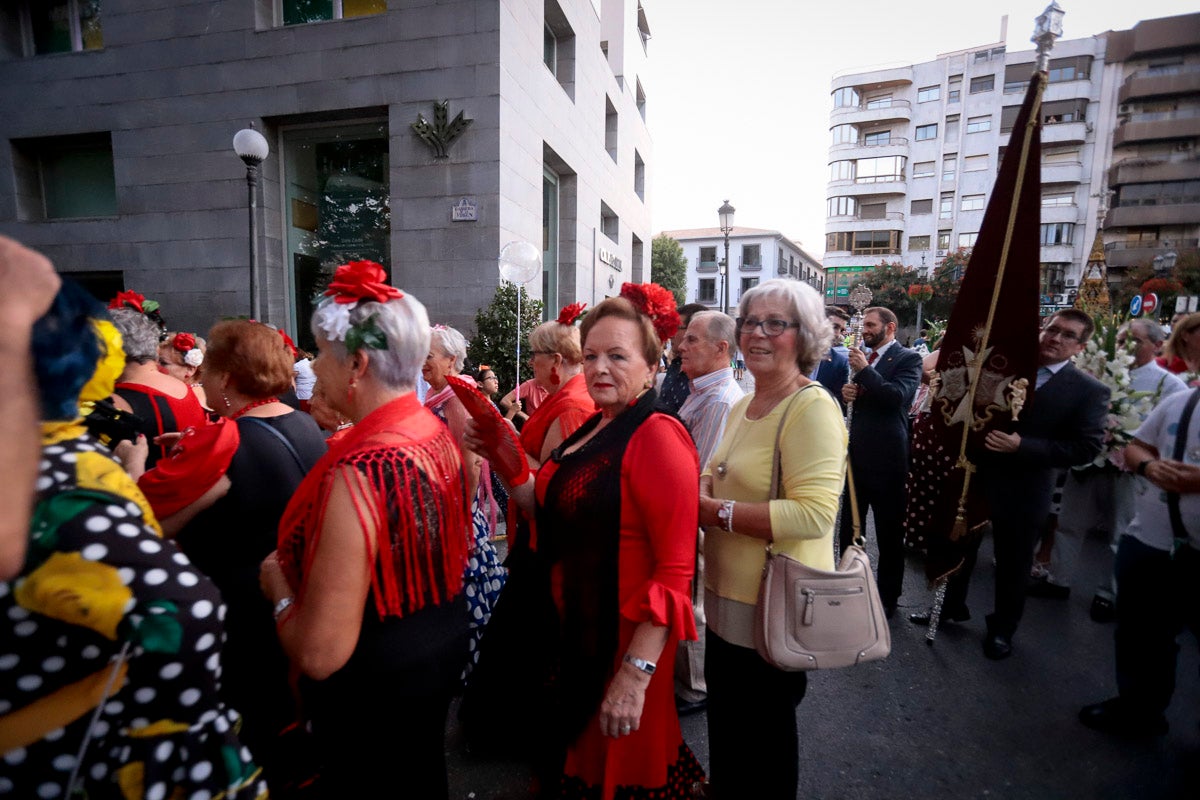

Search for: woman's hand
xmin=153 ymin=431 xmax=185 ymax=455
xmin=259 ymin=550 xmax=292 ymax=604
xmin=598 ymin=661 xmax=650 ymax=738
xmin=698 ymin=495 xmax=724 ymax=529
xmin=114 ymin=434 xmax=149 ymax=480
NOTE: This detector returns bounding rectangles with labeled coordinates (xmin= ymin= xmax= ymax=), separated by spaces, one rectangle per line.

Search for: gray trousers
xmin=1048 ymin=470 xmax=1136 ymax=589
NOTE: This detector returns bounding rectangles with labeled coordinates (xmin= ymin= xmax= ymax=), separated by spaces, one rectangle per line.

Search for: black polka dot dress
xmin=0 ymin=426 xmax=266 ymax=799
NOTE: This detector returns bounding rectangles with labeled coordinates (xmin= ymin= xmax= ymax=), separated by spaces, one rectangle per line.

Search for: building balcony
xmin=831 ymin=65 xmax=914 ymax=93
xmin=827 ymin=177 xmax=908 ymax=197
xmin=1119 ymin=64 xmax=1200 ymax=104
xmin=1103 ymin=239 xmax=1200 ymax=268
xmin=830 ymin=99 xmax=912 ymax=127
xmin=1113 ymin=113 xmax=1200 ymax=148
xmin=740 ymin=261 xmax=762 ymax=272
xmin=1040 ymin=244 xmax=1076 ymax=262
xmin=1109 ymin=158 xmax=1200 ymax=187
xmin=1105 ymin=202 xmax=1200 ymax=228
xmin=829 ymin=137 xmax=909 ymax=157
xmin=1042 ymin=120 xmax=1089 ymax=146
xmin=1041 ymin=160 xmax=1083 ymax=185
xmin=826 ymin=212 xmax=906 ymax=233
xmin=1041 ymin=204 xmax=1082 ymax=224
xmin=696 ymin=260 xmax=719 ymax=273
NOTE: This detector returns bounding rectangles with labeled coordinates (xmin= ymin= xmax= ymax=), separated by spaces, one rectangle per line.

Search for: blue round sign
xmin=1129 ymin=295 xmax=1143 ymax=316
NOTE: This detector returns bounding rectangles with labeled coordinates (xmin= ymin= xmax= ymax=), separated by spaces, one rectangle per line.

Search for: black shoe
xmin=1027 ymin=580 xmax=1070 ymax=599
xmin=675 ymin=697 xmax=707 ymax=716
xmin=1078 ymin=698 xmax=1167 ymax=737
xmin=908 ymin=607 xmax=970 ymax=627
xmin=1090 ymin=590 xmax=1116 ymax=623
xmin=983 ymin=632 xmax=1012 ymax=660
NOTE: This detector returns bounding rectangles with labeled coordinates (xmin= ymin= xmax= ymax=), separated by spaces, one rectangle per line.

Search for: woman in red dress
xmin=470 ymin=285 xmax=704 ymax=799
xmin=108 ymin=300 xmax=208 ymax=468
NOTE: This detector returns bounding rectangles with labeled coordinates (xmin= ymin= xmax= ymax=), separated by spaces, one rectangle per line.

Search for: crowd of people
xmin=1 ymin=230 xmax=1197 ymax=799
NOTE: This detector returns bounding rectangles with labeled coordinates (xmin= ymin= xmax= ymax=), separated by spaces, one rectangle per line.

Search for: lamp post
xmin=1032 ymin=2 xmax=1065 ymax=72
xmin=718 ymin=199 xmax=735 ymax=315
xmin=233 ymin=125 xmax=269 ymax=320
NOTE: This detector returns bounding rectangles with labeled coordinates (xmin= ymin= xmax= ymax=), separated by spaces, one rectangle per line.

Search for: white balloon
xmin=498 ymin=241 xmax=541 ymax=284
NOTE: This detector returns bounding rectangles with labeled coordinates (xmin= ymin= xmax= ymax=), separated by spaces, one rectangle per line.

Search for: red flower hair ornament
xmin=172 ymin=332 xmax=196 ymax=353
xmin=324 ymin=260 xmax=403 ymax=305
xmin=108 ymin=290 xmax=160 ymax=315
xmin=556 ymin=302 xmax=587 ymax=326
xmin=619 ymin=282 xmax=680 ymax=343
xmin=277 ymin=329 xmax=298 ymax=359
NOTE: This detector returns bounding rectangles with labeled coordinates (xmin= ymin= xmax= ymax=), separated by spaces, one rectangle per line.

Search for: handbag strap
xmin=243 ymin=416 xmax=307 ymax=473
xmin=765 ymin=385 xmax=820 ymax=552
xmin=1167 ymin=387 xmax=1200 ymax=545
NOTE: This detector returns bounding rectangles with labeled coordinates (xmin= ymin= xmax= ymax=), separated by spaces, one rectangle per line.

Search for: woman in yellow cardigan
xmin=698 ymin=278 xmax=848 ymax=799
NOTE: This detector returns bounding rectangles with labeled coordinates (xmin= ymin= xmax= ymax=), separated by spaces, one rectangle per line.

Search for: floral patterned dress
xmin=0 ymin=424 xmax=266 ymax=800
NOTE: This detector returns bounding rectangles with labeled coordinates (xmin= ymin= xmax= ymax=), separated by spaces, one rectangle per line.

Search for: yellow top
xmin=703 ymin=385 xmax=847 ymax=606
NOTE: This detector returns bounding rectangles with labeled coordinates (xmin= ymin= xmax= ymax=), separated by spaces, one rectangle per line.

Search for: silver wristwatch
xmin=623 ymin=653 xmax=657 ymax=675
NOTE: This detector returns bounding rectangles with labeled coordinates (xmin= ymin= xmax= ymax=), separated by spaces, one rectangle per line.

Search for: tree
xmin=651 ymin=234 xmax=687 ymax=306
xmin=467 ymin=282 xmax=544 ymax=397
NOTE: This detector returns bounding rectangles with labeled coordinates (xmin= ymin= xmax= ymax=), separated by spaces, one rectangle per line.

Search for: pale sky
xmin=645 ymin=0 xmax=1197 ymax=257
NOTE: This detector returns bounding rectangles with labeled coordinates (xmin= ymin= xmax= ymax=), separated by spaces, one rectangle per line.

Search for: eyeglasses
xmin=1042 ymin=325 xmax=1082 ymax=342
xmin=736 ymin=317 xmax=800 ymax=337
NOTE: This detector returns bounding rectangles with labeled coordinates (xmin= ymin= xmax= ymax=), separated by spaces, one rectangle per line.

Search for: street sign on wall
xmin=1142 ymin=292 xmax=1159 ymax=315
xmin=1129 ymin=295 xmax=1143 ymax=316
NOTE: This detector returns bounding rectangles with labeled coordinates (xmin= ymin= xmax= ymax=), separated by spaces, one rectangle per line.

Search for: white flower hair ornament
xmin=170 ymin=333 xmax=204 ymax=368
xmin=183 ymin=348 xmax=204 ymax=368
xmin=316 ymin=260 xmax=404 ymax=352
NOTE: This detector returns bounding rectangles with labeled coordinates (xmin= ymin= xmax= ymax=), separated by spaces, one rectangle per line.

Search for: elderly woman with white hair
xmin=259 ymin=261 xmax=474 ymax=799
xmin=422 ymin=323 xmax=507 ymax=675
xmin=698 ymin=278 xmax=848 ymax=799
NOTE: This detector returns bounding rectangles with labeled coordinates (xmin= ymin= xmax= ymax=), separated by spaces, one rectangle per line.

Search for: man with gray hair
xmin=674 ymin=310 xmax=744 ymax=714
xmin=1033 ymin=318 xmax=1187 ymax=599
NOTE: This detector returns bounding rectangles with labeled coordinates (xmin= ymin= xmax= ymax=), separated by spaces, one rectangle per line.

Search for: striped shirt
xmin=678 ymin=367 xmax=745 ymax=471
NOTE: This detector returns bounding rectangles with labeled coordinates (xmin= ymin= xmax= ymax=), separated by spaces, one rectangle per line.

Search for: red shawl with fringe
xmin=277 ymin=393 xmax=471 ymax=618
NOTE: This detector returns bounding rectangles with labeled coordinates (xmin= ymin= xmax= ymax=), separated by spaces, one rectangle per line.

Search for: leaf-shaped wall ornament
xmin=412 ymin=100 xmax=473 ymax=159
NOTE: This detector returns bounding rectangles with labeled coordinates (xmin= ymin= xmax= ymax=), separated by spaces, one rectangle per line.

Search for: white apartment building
xmin=824 ymin=28 xmax=1114 ymax=310
xmin=659 ymin=226 xmax=824 ymax=313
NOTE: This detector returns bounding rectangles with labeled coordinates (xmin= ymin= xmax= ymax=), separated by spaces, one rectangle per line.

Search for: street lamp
xmin=718 ymin=199 xmax=735 ymax=315
xmin=1032 ymin=2 xmax=1065 ymax=72
xmin=233 ymin=124 xmax=269 ymax=320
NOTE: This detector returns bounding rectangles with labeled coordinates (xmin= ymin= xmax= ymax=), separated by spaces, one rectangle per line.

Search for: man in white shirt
xmin=674 ymin=311 xmax=744 ymax=713
xmin=1036 ymin=320 xmax=1187 ymax=597
xmin=1079 ymin=385 xmax=1200 ymax=737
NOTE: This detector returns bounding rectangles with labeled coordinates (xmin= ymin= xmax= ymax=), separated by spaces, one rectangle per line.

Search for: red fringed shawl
xmin=277 ymin=393 xmax=471 ymax=618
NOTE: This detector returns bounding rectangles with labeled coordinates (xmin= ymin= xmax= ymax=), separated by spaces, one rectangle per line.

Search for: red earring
xmin=347 ymin=379 xmax=357 ymax=403
xmin=550 ymin=367 xmax=561 ymax=386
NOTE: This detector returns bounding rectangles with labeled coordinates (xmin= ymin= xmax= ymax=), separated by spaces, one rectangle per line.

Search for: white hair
xmin=311 ymin=293 xmax=431 ymax=391
xmin=737 ymin=278 xmax=833 ymax=375
xmin=429 ymin=325 xmax=468 ymax=373
xmin=109 ymin=308 xmax=162 ymax=363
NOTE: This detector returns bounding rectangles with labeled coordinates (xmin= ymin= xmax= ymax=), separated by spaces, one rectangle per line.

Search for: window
xmin=699 ymin=246 xmax=717 ymax=266
xmin=941 ymin=155 xmax=956 ymax=182
xmin=939 ymin=192 xmax=954 ymax=218
xmin=913 ymin=161 xmax=935 ymax=178
xmin=964 ymin=155 xmax=988 ymax=172
xmin=13 ymin=132 xmax=117 ymax=219
xmin=911 ymin=199 xmax=933 ymax=215
xmin=966 ymin=115 xmax=991 ymax=134
xmin=958 ymin=232 xmax=978 ymax=248
xmin=863 ymin=130 xmax=891 ymax=145
xmin=974 ymin=50 xmax=991 ymax=63
xmin=830 ymin=160 xmax=855 ymax=182
xmin=633 ymin=150 xmax=644 ymax=201
xmin=859 ymin=202 xmax=886 ymax=220
xmin=636 ymin=79 xmax=646 ymax=120
xmin=826 ymin=232 xmax=852 ymax=252
xmin=1042 ymin=99 xmax=1088 ymax=125
xmin=1048 ymin=55 xmax=1092 ymax=83
xmin=542 ymin=0 xmax=576 ymax=99
xmin=741 ymin=244 xmax=761 ymax=268
xmin=26 ymin=0 xmax=103 ymax=53
xmin=969 ymin=74 xmax=994 ymax=94
xmin=740 ymin=277 xmax=759 ymax=294
xmin=947 ymin=75 xmax=962 ymax=103
xmin=600 ymin=200 xmax=618 ymax=242
xmin=945 ymin=114 xmax=960 ymax=141
xmin=915 ymin=124 xmax=937 ymax=141
xmin=1114 ymin=180 xmax=1200 ymax=208
xmin=960 ymin=194 xmax=985 ymax=211
xmin=1003 ymin=63 xmax=1034 ymax=94
xmin=1043 ymin=148 xmax=1080 ymax=164
xmin=831 ymin=124 xmax=858 ymax=145
xmin=1040 ymin=263 xmax=1067 ymax=295
xmin=1000 ymin=105 xmax=1021 ymax=133
xmin=827 ymin=196 xmax=857 ymax=217
xmin=855 ymin=156 xmax=905 ymax=183
xmin=605 ymin=96 xmax=618 ymax=162
xmin=851 ymin=230 xmax=901 ymax=256
xmin=865 ymin=94 xmax=893 ymax=109
xmin=1042 ymin=193 xmax=1074 ymax=207
xmin=283 ymin=0 xmax=386 ymax=26
xmin=833 ymin=87 xmax=860 ymax=108
xmin=917 ymin=85 xmax=941 ymax=103
xmin=909 ymin=235 xmax=931 ymax=250
xmin=698 ymin=278 xmax=716 ymax=302
xmin=1040 ymin=223 xmax=1074 ymax=246
xmin=937 ymin=230 xmax=951 ymax=250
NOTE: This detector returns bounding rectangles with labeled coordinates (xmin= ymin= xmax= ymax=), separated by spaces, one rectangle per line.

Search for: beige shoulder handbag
xmin=753 ymin=387 xmax=891 ymax=671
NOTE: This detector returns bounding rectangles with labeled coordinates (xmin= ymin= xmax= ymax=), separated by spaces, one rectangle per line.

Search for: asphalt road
xmin=447 ymin=521 xmax=1200 ymax=799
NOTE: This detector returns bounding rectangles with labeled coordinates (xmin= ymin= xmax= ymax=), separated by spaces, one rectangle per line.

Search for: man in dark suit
xmin=813 ymin=306 xmax=850 ymax=411
xmin=840 ymin=306 xmax=923 ymax=618
xmin=916 ymin=309 xmax=1109 ymax=659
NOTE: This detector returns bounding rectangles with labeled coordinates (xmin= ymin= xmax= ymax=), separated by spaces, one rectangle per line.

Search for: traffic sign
xmin=1142 ymin=292 xmax=1159 ymax=315
xmin=1129 ymin=295 xmax=1142 ymax=316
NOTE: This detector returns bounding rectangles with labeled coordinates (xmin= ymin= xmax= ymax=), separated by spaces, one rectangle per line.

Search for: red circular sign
xmin=1142 ymin=292 xmax=1159 ymax=315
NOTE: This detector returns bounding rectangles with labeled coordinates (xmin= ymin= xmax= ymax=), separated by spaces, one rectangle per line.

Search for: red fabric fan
xmin=446 ymin=375 xmax=530 ymax=487
xmin=138 ymin=419 xmax=240 ymax=519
